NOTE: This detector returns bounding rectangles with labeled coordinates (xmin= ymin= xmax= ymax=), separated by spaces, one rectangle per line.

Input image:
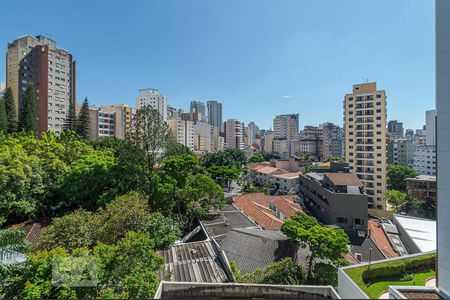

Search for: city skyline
xmin=0 ymin=0 xmax=434 ymax=130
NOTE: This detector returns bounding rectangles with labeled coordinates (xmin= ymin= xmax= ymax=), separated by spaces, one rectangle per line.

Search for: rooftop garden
xmin=344 ymin=252 xmax=436 ymax=299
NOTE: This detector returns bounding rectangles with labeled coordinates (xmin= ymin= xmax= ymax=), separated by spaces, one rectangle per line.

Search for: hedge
xmin=344 ymin=252 xmax=436 ymax=298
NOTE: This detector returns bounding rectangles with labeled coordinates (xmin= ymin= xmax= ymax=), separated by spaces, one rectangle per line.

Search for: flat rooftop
xmin=394 ymin=214 xmax=436 ymax=252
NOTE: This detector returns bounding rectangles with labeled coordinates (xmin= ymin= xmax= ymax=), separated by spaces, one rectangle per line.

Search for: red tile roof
xmin=324 ymin=172 xmax=363 ymax=187
xmin=368 ymin=219 xmax=399 ymax=258
xmin=232 ymin=194 xmax=303 ymax=230
xmin=271 ymin=196 xmax=302 ymax=218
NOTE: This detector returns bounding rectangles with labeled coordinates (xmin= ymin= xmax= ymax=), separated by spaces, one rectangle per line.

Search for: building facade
xmin=388 ymin=120 xmax=404 ymax=139
xmin=136 ymin=88 xmax=168 ymax=121
xmin=6 ymin=35 xmax=76 ymax=134
xmin=273 ymin=114 xmax=299 ymax=140
xmin=321 ymin=122 xmax=343 ymax=159
xmin=224 ymin=119 xmax=244 ymax=150
xmin=207 ymin=100 xmax=223 ymax=132
xmin=425 ymin=109 xmax=436 ymax=146
xmin=413 ymin=145 xmax=436 ymax=175
xmin=387 ymin=139 xmax=414 ymax=167
xmin=436 ymin=1 xmax=450 ymax=293
xmin=406 ymin=175 xmax=436 ymax=203
xmin=167 ymin=119 xmax=194 ymax=150
xmin=190 ymin=101 xmax=206 ymax=122
xmin=344 ymin=82 xmax=387 ymax=209
xmin=299 ymin=170 xmax=368 ymax=235
xmin=193 ymin=121 xmax=212 ymax=152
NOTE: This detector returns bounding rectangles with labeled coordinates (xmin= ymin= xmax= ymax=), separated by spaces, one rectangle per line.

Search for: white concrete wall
xmin=436 ymin=0 xmax=450 ymax=296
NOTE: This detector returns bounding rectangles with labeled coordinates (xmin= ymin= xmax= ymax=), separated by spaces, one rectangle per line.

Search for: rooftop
xmin=220 ymin=228 xmax=295 ymax=274
xmin=272 ymin=172 xmax=301 ymax=179
xmin=201 ymin=204 xmax=259 ymax=244
xmin=155 ymin=282 xmax=340 ymax=299
xmin=324 ymin=172 xmax=363 ymax=187
xmin=367 ymin=219 xmax=399 ymax=258
xmin=157 ymin=240 xmax=229 ymax=283
xmin=232 ymin=193 xmax=303 ymax=230
xmin=255 ymin=166 xmax=286 ymax=175
xmin=394 ymin=214 xmax=436 ymax=252
xmin=407 ymin=175 xmax=436 ymax=182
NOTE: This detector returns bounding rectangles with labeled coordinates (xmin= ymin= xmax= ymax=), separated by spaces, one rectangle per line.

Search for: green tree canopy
xmin=231 ymin=258 xmax=306 ymax=285
xmin=63 ymin=101 xmax=77 ymax=131
xmin=281 ymin=213 xmax=349 ymax=282
xmin=20 ymin=83 xmax=37 ymax=135
xmin=387 ymin=164 xmax=418 ymax=191
xmin=384 ymin=190 xmax=407 ymax=212
xmin=248 ymin=152 xmax=265 ymax=164
xmin=3 ymin=232 xmax=165 ymax=299
xmin=0 ymin=96 xmax=7 ymax=133
xmin=2 ymin=87 xmax=18 ymax=133
xmin=207 ymin=165 xmax=240 ymax=188
xmin=201 ymin=148 xmax=246 ymax=170
xmin=76 ymin=97 xmax=91 ymax=139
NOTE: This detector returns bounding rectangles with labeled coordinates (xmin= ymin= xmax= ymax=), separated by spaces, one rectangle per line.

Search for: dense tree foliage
xmin=0 ymin=96 xmax=7 ymax=133
xmin=63 ymin=101 xmax=77 ymax=131
xmin=248 ymin=152 xmax=265 ymax=164
xmin=384 ymin=190 xmax=407 ymax=212
xmin=37 ymin=192 xmax=180 ymax=251
xmin=281 ymin=213 xmax=349 ymax=282
xmin=231 ymin=258 xmax=306 ymax=285
xmin=387 ymin=164 xmax=418 ymax=191
xmin=2 ymin=87 xmax=18 ymax=133
xmin=20 ymin=84 xmax=38 ymax=135
xmin=76 ymin=97 xmax=91 ymax=139
xmin=2 ymin=232 xmax=164 ymax=299
xmin=201 ymin=148 xmax=246 ymax=170
xmin=207 ymin=165 xmax=240 ymax=188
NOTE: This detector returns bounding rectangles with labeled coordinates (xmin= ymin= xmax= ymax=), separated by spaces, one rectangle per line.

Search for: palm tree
xmin=0 ymin=228 xmax=27 ymax=265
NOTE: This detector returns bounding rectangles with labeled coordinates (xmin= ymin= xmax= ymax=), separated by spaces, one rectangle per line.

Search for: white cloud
xmin=283 ymin=95 xmax=293 ymax=99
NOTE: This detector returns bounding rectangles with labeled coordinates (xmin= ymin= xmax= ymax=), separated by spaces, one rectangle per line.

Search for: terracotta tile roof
xmin=271 ymin=196 xmax=303 ymax=218
xmin=247 ymin=163 xmax=269 ymax=171
xmin=9 ymin=220 xmax=49 ymax=244
xmin=255 ymin=166 xmax=285 ymax=175
xmin=324 ymin=172 xmax=363 ymax=187
xmin=233 ymin=194 xmax=283 ymax=230
xmin=368 ymin=219 xmax=399 ymax=258
xmin=342 ymin=252 xmax=360 ymax=265
xmin=272 ymin=172 xmax=301 ymax=179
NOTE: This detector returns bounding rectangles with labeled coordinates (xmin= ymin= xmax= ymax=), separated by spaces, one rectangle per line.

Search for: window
xmin=376 ymin=94 xmax=381 ymax=98
xmin=355 ymin=218 xmax=364 ymax=225
xmin=337 ymin=217 xmax=348 ymax=224
xmin=376 ymin=102 xmax=381 ymax=105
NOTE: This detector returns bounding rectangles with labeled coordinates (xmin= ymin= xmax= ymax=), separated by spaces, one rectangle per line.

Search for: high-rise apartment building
xmin=425 ymin=109 xmax=437 ymax=146
xmin=167 ymin=119 xmax=194 ymax=150
xmin=273 ymin=114 xmax=299 ymax=140
xmin=100 ymin=104 xmax=133 ymax=139
xmin=224 ymin=119 xmax=244 ymax=150
xmin=207 ymin=100 xmax=223 ymax=132
xmin=387 ymin=139 xmax=414 ymax=167
xmin=344 ymin=82 xmax=387 ymax=209
xmin=321 ymin=122 xmax=343 ymax=159
xmin=193 ymin=121 xmax=212 ymax=153
xmin=136 ymin=88 xmax=167 ymax=121
xmin=6 ymin=35 xmax=76 ymax=134
xmin=247 ymin=122 xmax=259 ymax=147
xmin=387 ymin=120 xmax=404 ymax=139
xmin=413 ymin=110 xmax=437 ymax=176
xmin=436 ymin=0 xmax=450 ymax=294
xmin=167 ymin=105 xmax=179 ymax=120
xmin=190 ymin=101 xmax=206 ymax=122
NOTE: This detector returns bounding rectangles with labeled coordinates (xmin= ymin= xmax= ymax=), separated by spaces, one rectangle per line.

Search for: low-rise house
xmin=298 ymin=172 xmax=368 ymax=235
xmin=272 ymin=172 xmax=301 ymax=194
xmin=233 ymin=193 xmax=303 ymax=230
xmin=251 ymin=166 xmax=287 ymax=186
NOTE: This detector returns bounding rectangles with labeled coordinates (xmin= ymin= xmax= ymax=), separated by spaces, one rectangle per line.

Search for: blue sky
xmin=0 ymin=0 xmax=434 ymax=130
